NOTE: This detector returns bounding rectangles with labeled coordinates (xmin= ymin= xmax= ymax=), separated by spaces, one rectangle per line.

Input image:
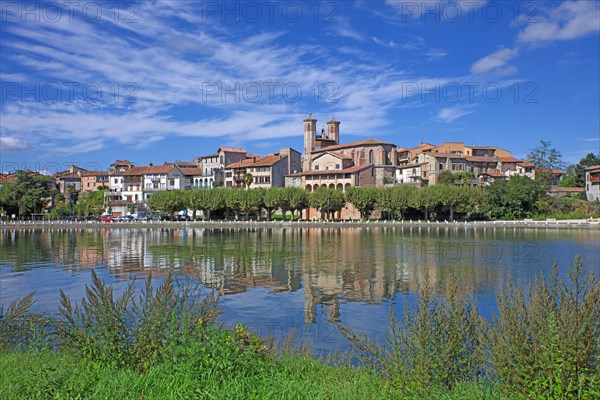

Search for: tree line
xmin=148 ymin=184 xmax=488 ymax=221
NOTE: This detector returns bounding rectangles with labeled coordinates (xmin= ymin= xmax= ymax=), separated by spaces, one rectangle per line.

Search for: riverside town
xmin=1 ymin=1 xmax=598 ymax=399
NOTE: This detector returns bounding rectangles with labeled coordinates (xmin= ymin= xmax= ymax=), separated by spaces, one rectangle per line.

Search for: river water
xmin=1 ymin=226 xmax=598 ymax=354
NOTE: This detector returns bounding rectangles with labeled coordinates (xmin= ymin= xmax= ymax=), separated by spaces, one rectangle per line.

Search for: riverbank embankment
xmin=1 ymin=218 xmax=599 ymax=230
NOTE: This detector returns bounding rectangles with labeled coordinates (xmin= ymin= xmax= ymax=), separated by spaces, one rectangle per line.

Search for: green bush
xmin=340 ymin=257 xmax=600 ymax=398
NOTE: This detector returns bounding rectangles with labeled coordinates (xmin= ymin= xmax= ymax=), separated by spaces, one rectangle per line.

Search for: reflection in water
xmin=2 ymin=227 xmax=598 ymax=325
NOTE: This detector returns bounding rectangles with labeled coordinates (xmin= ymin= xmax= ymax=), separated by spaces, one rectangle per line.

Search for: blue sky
xmin=1 ymin=0 xmax=599 ymax=173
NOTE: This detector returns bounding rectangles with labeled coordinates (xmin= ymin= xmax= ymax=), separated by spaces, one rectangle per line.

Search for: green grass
xmin=0 ymin=350 xmax=497 ymax=400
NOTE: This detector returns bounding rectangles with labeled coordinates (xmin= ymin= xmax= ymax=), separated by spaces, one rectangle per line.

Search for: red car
xmin=100 ymin=215 xmax=115 ymax=222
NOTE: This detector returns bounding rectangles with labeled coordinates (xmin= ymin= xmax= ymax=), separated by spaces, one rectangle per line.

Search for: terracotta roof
xmin=311 ymin=139 xmax=394 ymax=153
xmin=0 ymin=174 xmax=16 ymax=184
xmin=179 ymin=168 xmax=205 ymax=176
xmin=246 ymin=155 xmax=286 ymax=168
xmin=517 ymin=160 xmax=535 ymax=167
xmin=56 ymin=172 xmax=80 ymax=179
xmin=397 ymin=162 xmax=429 ymax=169
xmin=111 ymin=159 xmax=133 ymax=165
xmin=226 ymin=158 xmax=257 ymax=169
xmin=79 ymin=170 xmax=108 ymax=177
xmin=312 ymin=151 xmax=353 ymax=161
xmin=198 ymin=154 xmax=219 ymax=159
xmin=466 ymin=156 xmax=498 ymax=163
xmin=536 ymin=168 xmax=564 ymax=175
xmin=479 ymin=170 xmax=506 ymax=178
xmin=467 ymin=145 xmax=500 ymax=150
xmin=219 ymin=147 xmax=246 ymax=153
xmin=426 ymin=152 xmax=466 ymax=159
xmin=173 ymin=161 xmax=197 ymax=167
xmin=549 ymin=186 xmax=585 ymax=193
xmin=291 ymin=164 xmax=372 ymax=176
xmin=122 ymin=164 xmax=178 ymax=176
xmin=498 ymin=157 xmax=522 ymax=163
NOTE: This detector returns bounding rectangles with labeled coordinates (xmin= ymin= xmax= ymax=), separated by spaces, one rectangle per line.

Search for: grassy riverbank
xmin=1 ymin=257 xmax=598 ymax=399
xmin=0 ymin=350 xmax=497 ymax=399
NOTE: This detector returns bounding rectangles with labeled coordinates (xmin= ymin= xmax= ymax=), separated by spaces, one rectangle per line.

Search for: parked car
xmin=86 ymin=215 xmax=100 ymax=222
xmin=66 ymin=215 xmax=85 ymax=222
xmin=173 ymin=214 xmax=189 ymax=221
xmin=116 ymin=215 xmax=134 ymax=222
xmin=100 ymin=215 xmax=115 ymax=222
xmin=155 ymin=215 xmax=172 ymax=221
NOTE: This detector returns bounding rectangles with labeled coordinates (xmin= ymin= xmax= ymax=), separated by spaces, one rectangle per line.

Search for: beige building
xmin=585 ymin=165 xmax=600 ymax=202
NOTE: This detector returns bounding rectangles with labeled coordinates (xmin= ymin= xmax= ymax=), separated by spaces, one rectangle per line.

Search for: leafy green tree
xmin=410 ymin=186 xmax=439 ymax=220
xmin=0 ymin=171 xmax=53 ymax=218
xmin=263 ymin=187 xmax=281 ymax=220
xmin=345 ymin=187 xmax=379 ymax=219
xmin=484 ymin=176 xmax=547 ymax=220
xmin=562 ymin=153 xmax=600 ymax=187
xmin=527 ymin=140 xmax=565 ymax=170
xmin=74 ymin=189 xmax=105 ymax=216
xmin=286 ymin=187 xmax=309 ymax=219
xmin=186 ymin=189 xmax=210 ymax=220
xmin=224 ymin=189 xmax=243 ymax=220
xmin=239 ymin=189 xmax=264 ymax=220
xmin=391 ymin=185 xmax=417 ymax=220
xmin=205 ymin=188 xmax=226 ymax=220
xmin=309 ymin=187 xmax=345 ymax=220
xmin=148 ymin=191 xmax=184 ymax=216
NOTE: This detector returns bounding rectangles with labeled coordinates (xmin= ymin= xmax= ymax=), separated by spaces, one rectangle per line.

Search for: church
xmin=286 ymin=114 xmax=398 ymax=192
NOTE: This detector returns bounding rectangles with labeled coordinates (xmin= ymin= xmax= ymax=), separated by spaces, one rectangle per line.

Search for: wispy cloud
xmin=436 ymin=104 xmax=476 ymax=123
xmin=471 ymin=47 xmax=519 ymax=74
xmin=577 ymin=137 xmax=600 ymax=142
xmin=425 ymin=48 xmax=448 ymax=61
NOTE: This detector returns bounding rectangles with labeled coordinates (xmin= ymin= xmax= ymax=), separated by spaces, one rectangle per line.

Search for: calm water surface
xmin=1 ymin=227 xmax=598 ymax=354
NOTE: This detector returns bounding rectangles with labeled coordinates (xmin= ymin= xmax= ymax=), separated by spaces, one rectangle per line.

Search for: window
xmin=114 ymin=178 xmax=118 ymax=184
xmin=369 ymin=150 xmax=374 ymax=164
xmin=452 ymin=164 xmax=456 ymax=171
xmin=439 ymin=163 xmax=444 ymax=171
xmin=336 ymin=164 xmax=340 ymax=169
xmin=314 ymin=165 xmax=319 ymax=170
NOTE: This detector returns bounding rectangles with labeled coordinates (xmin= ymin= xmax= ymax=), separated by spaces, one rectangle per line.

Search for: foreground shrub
xmin=339 ymin=275 xmax=485 ymax=395
xmin=340 ymin=257 xmax=599 ymax=398
xmin=0 ymin=292 xmax=50 ymax=351
xmin=55 ymin=270 xmax=221 ymax=370
xmin=490 ymin=257 xmax=600 ymax=399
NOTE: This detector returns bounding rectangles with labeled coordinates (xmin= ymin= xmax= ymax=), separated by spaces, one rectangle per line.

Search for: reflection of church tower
xmin=303 ymin=113 xmax=317 ymax=171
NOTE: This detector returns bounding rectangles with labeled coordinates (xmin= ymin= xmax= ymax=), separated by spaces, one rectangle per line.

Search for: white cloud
xmin=436 ymin=104 xmax=476 ymax=123
xmin=470 ymin=47 xmax=519 ymax=74
xmin=0 ymin=136 xmax=29 ymax=151
xmin=425 ymin=48 xmax=448 ymax=61
xmin=518 ymin=1 xmax=600 ymax=44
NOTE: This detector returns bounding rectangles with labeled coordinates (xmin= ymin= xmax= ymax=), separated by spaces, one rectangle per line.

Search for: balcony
xmin=590 ymin=175 xmax=600 ymax=183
